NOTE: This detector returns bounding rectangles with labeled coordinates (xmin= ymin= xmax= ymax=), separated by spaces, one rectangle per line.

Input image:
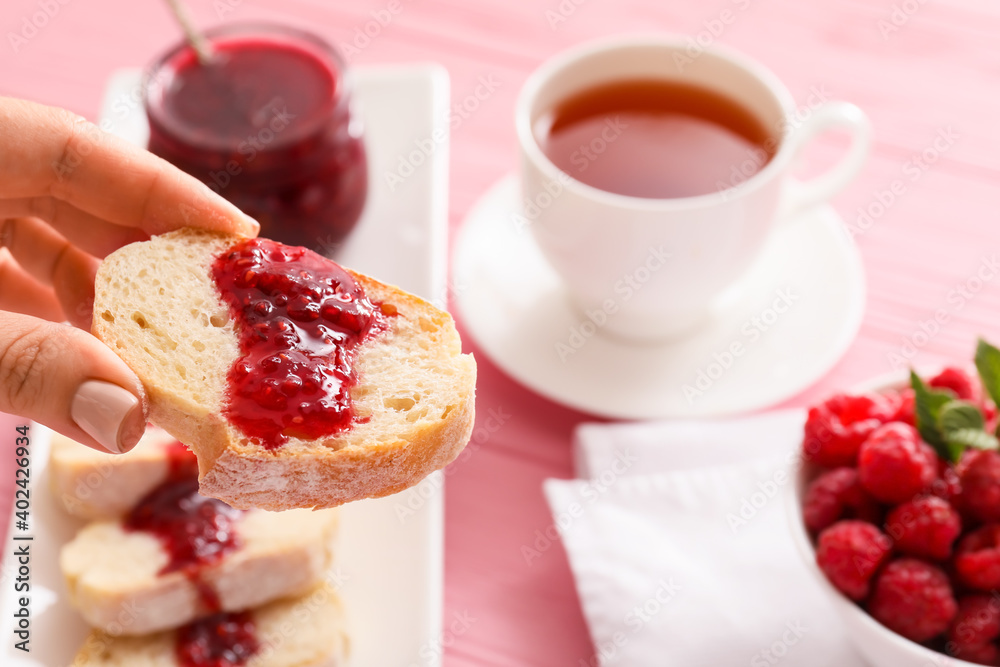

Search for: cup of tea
xmin=144 ymin=23 xmax=367 ymax=253
xmin=516 ymin=35 xmax=871 ymax=341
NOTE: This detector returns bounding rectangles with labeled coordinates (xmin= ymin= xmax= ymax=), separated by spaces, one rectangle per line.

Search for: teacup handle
xmin=779 ymin=101 xmax=872 ymax=221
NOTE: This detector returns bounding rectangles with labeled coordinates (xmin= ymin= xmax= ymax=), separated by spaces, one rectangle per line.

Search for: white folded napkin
xmin=544 ymin=410 xmax=865 ymax=667
xmin=573 ymin=410 xmax=807 ymax=479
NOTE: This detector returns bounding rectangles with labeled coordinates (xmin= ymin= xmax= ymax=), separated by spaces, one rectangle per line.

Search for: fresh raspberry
xmin=931 ymin=468 xmax=963 ymax=505
xmin=948 ymin=595 xmax=1000 ymax=663
xmin=884 ymin=496 xmax=961 ymax=561
xmin=858 ymin=423 xmax=938 ymax=504
xmin=930 ymin=458 xmax=963 ymax=504
xmin=803 ymin=468 xmax=882 ymax=534
xmin=955 ymin=525 xmax=1000 ymax=591
xmin=891 ymin=388 xmax=916 ymax=426
xmin=929 ymin=367 xmax=980 ymax=402
xmin=957 ymin=448 xmax=980 ymax=477
xmin=867 ymin=558 xmax=957 ymax=643
xmin=803 ymin=393 xmax=897 ymax=467
xmin=816 ymin=520 xmax=892 ymax=601
xmin=961 ymin=450 xmax=1000 ymax=524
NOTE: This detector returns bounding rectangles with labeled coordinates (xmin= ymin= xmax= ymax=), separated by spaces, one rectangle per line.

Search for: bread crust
xmin=93 ymin=230 xmax=476 ymax=511
xmin=204 ymin=378 xmax=475 ymax=510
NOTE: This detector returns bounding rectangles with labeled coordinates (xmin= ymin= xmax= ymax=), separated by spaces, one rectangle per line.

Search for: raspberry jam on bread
xmin=212 ymin=238 xmax=389 ymax=448
xmin=124 ymin=460 xmax=244 ymax=613
xmin=93 ymin=228 xmax=477 ymax=510
xmin=125 ymin=477 xmax=243 ymax=576
xmin=176 ymin=611 xmax=259 ymax=667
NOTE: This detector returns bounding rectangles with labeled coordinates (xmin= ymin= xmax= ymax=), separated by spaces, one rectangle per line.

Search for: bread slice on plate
xmin=60 ymin=504 xmax=338 ymax=635
xmin=72 ymin=583 xmax=348 ymax=667
xmin=92 ymin=228 xmax=476 ymax=511
xmin=49 ymin=426 xmax=193 ymax=520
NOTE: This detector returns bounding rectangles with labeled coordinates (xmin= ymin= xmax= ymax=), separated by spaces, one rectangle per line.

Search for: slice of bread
xmin=72 ymin=583 xmax=348 ymax=667
xmin=49 ymin=427 xmax=193 ymax=520
xmin=60 ymin=505 xmax=338 ymax=635
xmin=92 ymin=228 xmax=476 ymax=511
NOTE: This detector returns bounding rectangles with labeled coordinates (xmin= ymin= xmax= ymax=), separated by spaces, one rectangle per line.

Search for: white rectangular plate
xmin=0 ymin=63 xmax=450 ymax=667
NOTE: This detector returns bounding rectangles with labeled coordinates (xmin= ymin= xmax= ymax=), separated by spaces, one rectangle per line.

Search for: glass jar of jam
xmin=144 ymin=23 xmax=367 ymax=252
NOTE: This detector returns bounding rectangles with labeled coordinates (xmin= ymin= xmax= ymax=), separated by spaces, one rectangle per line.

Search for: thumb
xmin=0 ymin=311 xmax=147 ymax=453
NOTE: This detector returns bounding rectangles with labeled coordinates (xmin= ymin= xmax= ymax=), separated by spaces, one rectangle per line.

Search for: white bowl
xmin=786 ymin=369 xmax=979 ymax=667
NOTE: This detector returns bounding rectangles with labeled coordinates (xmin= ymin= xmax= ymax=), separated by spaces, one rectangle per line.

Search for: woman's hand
xmin=0 ymin=97 xmax=258 ymax=454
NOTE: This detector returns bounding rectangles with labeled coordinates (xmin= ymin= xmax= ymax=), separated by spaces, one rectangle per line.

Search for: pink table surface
xmin=3 ymin=0 xmax=1000 ymax=664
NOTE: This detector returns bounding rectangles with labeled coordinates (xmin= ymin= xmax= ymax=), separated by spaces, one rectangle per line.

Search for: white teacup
xmin=515 ymin=35 xmax=871 ymax=342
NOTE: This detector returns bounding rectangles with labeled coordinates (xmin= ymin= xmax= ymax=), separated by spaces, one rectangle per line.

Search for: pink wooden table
xmin=3 ymin=0 xmax=1000 ymax=664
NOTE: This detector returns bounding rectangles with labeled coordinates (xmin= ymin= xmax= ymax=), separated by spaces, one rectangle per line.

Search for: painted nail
xmin=242 ymin=213 xmax=261 ymax=236
xmin=71 ymin=380 xmax=144 ymax=454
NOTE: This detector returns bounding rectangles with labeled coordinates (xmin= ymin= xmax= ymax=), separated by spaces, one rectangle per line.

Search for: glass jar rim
xmin=143 ymin=22 xmax=351 ymax=153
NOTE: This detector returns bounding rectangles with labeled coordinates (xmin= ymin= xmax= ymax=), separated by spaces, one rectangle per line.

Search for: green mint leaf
xmin=939 ymin=400 xmax=989 ymax=462
xmin=946 ymin=427 xmax=1000 ymax=453
xmin=939 ymin=400 xmax=986 ymax=434
xmin=911 ymin=371 xmax=955 ymax=458
xmin=975 ymin=338 xmax=1000 ymax=407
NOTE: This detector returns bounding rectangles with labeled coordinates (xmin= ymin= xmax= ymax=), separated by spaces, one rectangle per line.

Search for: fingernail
xmin=193 ymin=182 xmax=259 ymax=237
xmin=71 ymin=380 xmax=144 ymax=454
xmin=242 ymin=214 xmax=260 ymax=236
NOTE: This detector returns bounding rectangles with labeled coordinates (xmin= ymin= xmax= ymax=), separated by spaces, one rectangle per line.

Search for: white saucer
xmin=453 ymin=175 xmax=866 ymax=420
